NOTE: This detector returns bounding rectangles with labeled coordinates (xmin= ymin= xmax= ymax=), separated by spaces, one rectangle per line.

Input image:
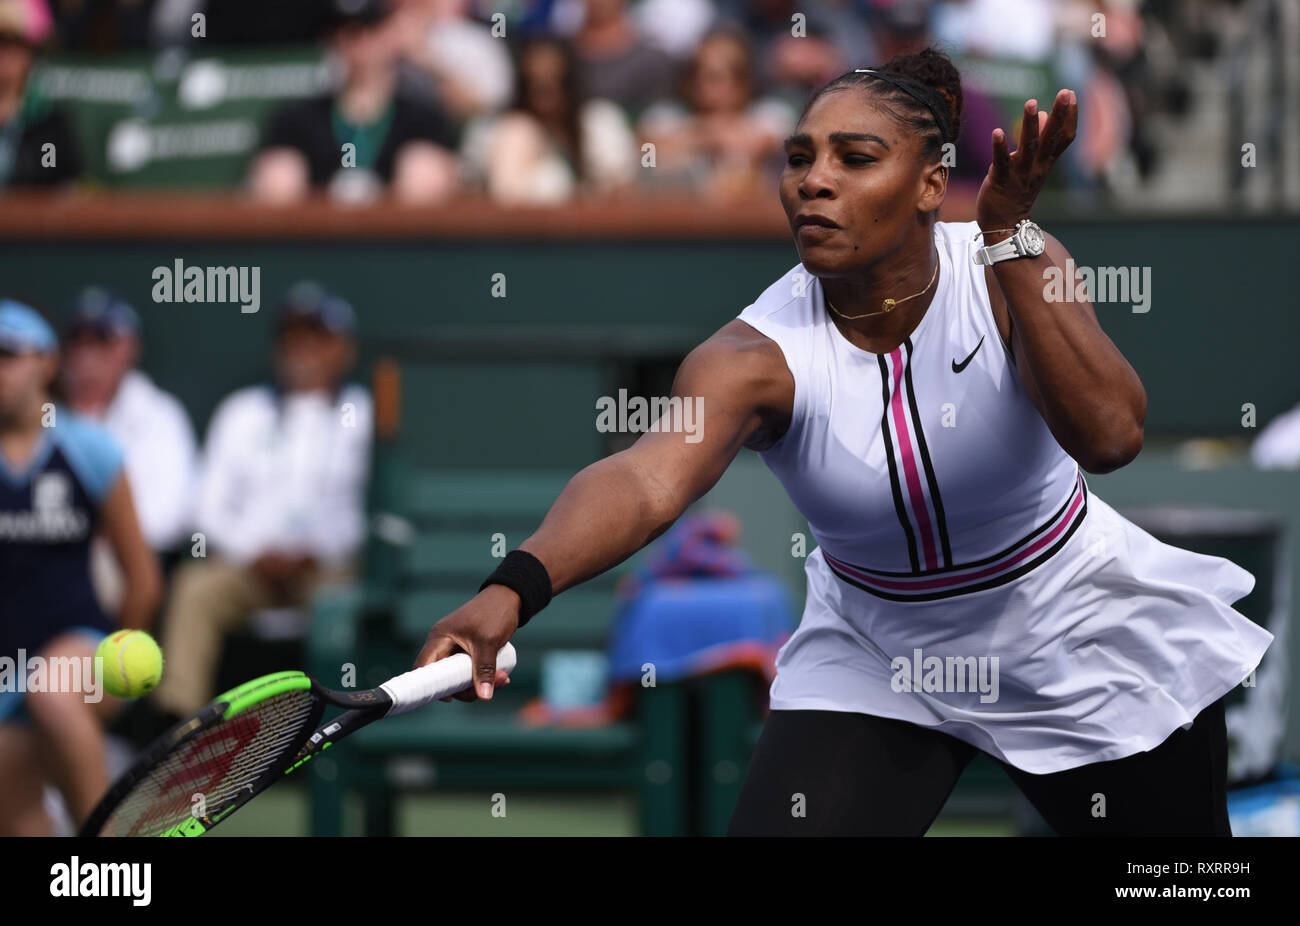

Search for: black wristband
xmin=479 ymin=549 xmax=553 ymax=627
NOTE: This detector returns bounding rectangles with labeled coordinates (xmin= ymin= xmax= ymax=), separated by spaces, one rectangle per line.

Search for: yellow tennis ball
xmin=96 ymin=630 xmax=164 ymax=699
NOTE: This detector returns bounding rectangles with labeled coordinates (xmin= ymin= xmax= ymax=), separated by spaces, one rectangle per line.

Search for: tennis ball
xmin=96 ymin=630 xmax=164 ymax=699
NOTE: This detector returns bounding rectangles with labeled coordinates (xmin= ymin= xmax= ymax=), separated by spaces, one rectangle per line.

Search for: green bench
xmin=303 ymin=468 xmax=695 ymax=836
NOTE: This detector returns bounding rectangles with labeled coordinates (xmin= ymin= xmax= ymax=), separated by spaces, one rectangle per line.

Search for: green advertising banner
xmin=31 ymin=47 xmax=331 ymax=188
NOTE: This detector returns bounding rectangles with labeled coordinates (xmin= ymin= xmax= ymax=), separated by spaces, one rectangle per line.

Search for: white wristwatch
xmin=972 ymin=219 xmax=1046 ymax=265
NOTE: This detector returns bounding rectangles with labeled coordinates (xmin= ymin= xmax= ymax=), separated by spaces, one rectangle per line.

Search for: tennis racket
xmin=79 ymin=643 xmax=517 ymax=837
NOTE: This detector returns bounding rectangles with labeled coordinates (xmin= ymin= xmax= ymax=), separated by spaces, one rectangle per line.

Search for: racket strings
xmin=105 ymin=689 xmax=317 ymax=836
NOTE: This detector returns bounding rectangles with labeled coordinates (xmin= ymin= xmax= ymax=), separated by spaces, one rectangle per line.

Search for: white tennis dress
xmin=737 ymin=220 xmax=1274 ymax=774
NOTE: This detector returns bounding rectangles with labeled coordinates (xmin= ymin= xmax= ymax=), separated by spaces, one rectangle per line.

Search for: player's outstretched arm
xmin=415 ymin=319 xmax=793 ymax=699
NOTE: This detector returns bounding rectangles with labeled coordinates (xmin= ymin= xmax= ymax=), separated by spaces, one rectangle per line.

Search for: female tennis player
xmin=0 ymin=300 xmax=161 ymax=835
xmin=418 ymin=48 xmax=1273 ymax=836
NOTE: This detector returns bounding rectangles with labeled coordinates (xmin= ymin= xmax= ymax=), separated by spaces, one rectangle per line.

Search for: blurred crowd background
xmin=1 ymin=0 xmax=1297 ymax=210
xmin=3 ymin=0 xmax=1300 ymax=838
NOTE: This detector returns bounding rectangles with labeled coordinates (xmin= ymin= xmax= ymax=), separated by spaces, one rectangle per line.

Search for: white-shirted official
xmin=152 ymin=282 xmax=372 ymax=720
xmin=194 ymin=382 xmax=371 ymax=568
xmin=103 ymin=370 xmax=198 ymax=550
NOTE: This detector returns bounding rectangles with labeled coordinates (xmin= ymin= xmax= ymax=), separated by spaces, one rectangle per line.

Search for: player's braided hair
xmin=804 ymin=46 xmax=964 ymax=162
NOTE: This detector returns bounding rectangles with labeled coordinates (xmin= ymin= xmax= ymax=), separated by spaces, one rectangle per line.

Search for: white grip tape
xmin=380 ymin=644 xmax=517 ymax=716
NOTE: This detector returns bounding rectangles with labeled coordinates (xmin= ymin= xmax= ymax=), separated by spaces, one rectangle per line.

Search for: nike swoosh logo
xmin=952 ymin=335 xmax=985 ymax=373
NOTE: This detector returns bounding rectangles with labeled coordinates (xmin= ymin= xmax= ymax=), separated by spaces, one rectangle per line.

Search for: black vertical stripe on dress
xmin=877 ymin=352 xmax=920 ymax=572
xmin=902 ymin=337 xmax=953 ymax=568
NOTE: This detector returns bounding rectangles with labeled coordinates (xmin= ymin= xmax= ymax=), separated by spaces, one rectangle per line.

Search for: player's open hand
xmin=415 ymin=583 xmax=518 ymax=702
xmin=977 ymin=89 xmax=1077 ymax=232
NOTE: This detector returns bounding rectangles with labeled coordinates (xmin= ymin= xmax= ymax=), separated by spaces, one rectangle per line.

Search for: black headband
xmin=853 ymin=68 xmax=953 ymax=145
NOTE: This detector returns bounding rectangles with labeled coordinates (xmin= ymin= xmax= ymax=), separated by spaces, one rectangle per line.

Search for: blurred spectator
xmin=150 ymin=282 xmax=372 ymax=722
xmin=461 ymin=34 xmax=636 ymax=203
xmin=1251 ymin=403 xmax=1300 ymax=470
xmin=247 ymin=0 xmax=459 ymax=204
xmin=932 ymin=0 xmax=1055 ymax=62
xmin=391 ymin=0 xmax=515 ymax=122
xmin=715 ymin=0 xmax=855 ymax=107
xmin=1054 ymin=2 xmax=1114 ymax=195
xmin=0 ymin=0 xmax=82 ymax=189
xmin=59 ymin=287 xmax=197 ymax=559
xmin=637 ymin=28 xmax=794 ymax=202
xmin=569 ymin=0 xmax=676 ymax=119
xmin=869 ymin=0 xmax=936 ymax=60
xmin=634 ymin=0 xmax=717 ymax=60
xmin=1056 ymin=0 xmax=1155 ymax=192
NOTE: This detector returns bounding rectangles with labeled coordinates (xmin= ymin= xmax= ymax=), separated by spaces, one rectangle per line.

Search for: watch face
xmin=1020 ymin=222 xmax=1046 ymax=255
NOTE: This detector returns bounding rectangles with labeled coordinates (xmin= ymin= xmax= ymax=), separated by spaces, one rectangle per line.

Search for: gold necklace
xmin=826 ymin=253 xmax=940 ymax=320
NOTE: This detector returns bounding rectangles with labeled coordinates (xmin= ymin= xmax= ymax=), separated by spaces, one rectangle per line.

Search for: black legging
xmin=727 ymin=697 xmax=1231 ymax=836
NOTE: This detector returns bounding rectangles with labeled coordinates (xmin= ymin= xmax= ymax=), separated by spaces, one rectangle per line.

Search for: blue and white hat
xmin=0 ymin=299 xmax=58 ymax=355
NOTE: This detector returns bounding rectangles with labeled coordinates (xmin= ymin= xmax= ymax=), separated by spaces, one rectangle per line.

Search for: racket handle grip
xmin=380 ymin=643 xmax=518 ymax=715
